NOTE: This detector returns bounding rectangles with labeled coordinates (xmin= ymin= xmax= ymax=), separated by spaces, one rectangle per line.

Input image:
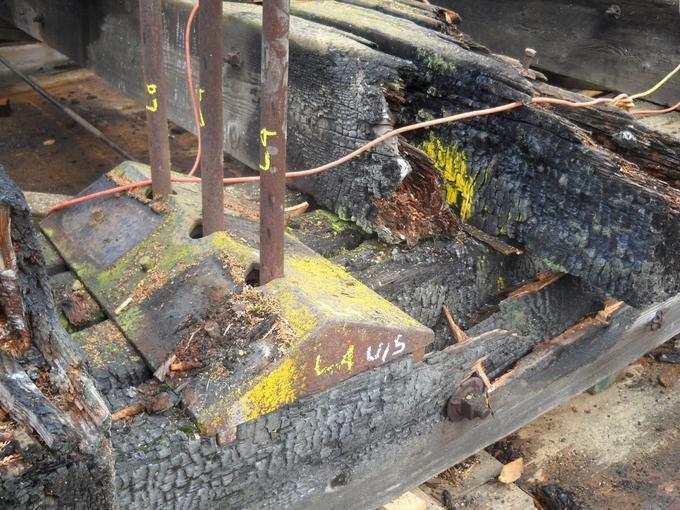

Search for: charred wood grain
xmin=0 ymin=165 xmax=110 ymax=452
xmin=3 ymin=0 xmax=678 ymax=305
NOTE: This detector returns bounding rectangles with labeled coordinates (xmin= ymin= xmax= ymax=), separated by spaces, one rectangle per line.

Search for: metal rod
xmin=139 ymin=0 xmax=172 ymax=197
xmin=198 ymin=0 xmax=225 ymax=235
xmin=0 ymin=54 xmax=135 ymax=162
xmin=258 ymin=0 xmax=290 ymax=285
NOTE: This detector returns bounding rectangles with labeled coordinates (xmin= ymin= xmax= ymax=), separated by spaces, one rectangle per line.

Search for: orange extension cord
xmin=47 ymin=5 xmax=679 ymax=214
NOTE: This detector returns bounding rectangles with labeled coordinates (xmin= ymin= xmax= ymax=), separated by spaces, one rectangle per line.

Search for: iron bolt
xmin=224 ymin=52 xmax=241 ymax=68
xmin=447 ymin=376 xmax=490 ymax=421
xmin=650 ymin=310 xmax=664 ymax=331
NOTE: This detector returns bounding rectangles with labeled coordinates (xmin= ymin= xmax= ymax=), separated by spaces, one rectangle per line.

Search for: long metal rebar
xmin=0 ymin=54 xmax=135 ymax=161
xmin=198 ymin=0 xmax=225 ymax=235
xmin=139 ymin=0 xmax=172 ymax=197
xmin=258 ymin=0 xmax=290 ymax=284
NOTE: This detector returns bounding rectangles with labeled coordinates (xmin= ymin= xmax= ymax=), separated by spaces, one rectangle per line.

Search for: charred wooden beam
xmin=1 ymin=0 xmax=678 ymax=308
xmin=93 ymin=291 xmax=680 ymax=510
xmin=0 ymin=205 xmax=29 ymax=353
xmin=0 ymin=165 xmax=110 ymax=453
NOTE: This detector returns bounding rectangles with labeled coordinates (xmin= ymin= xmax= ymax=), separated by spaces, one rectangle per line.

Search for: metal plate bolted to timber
xmin=42 ymin=162 xmax=433 ymax=440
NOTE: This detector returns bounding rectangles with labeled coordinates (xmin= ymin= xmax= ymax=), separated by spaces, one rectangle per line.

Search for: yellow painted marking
xmin=421 ymin=135 xmax=475 ymax=222
xmin=314 ymin=345 xmax=355 ymax=376
xmin=259 ymin=128 xmax=278 ymax=171
xmin=198 ymin=88 xmax=206 ymax=127
xmin=145 ymin=83 xmax=159 ymax=112
xmin=259 ymin=151 xmax=271 ymax=172
xmin=146 ymin=98 xmax=158 ymax=112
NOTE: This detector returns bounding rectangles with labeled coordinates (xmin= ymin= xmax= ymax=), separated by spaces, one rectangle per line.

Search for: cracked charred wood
xmin=0 ymin=166 xmax=110 ymax=448
xmin=1 ymin=0 xmax=678 ymax=307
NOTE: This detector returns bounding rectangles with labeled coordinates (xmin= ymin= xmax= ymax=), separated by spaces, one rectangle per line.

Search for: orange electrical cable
xmin=186 ymin=2 xmax=202 ymax=176
xmin=46 ymin=0 xmax=680 ymax=216
xmin=50 ymin=93 xmax=657 ymax=214
xmin=632 ymin=101 xmax=680 ymax=116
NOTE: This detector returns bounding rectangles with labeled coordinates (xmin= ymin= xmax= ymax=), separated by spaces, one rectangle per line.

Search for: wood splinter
xmin=0 ymin=205 xmax=30 ymax=354
xmin=442 ymin=304 xmax=467 ymax=343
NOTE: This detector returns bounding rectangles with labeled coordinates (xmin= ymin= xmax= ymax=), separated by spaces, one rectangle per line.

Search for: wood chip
xmin=381 ymin=490 xmax=428 ymax=510
xmin=114 ymin=296 xmax=132 ymax=315
xmin=284 ymin=201 xmax=310 ymax=220
xmin=442 ymin=304 xmax=467 ymax=343
xmin=170 ymin=359 xmax=203 ymax=372
xmin=498 ymin=457 xmax=524 ymax=484
xmin=111 ymin=402 xmax=144 ymax=421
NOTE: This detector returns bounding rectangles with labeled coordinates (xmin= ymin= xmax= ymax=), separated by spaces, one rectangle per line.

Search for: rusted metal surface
xmin=447 ymin=376 xmax=490 ymax=421
xmin=199 ymin=0 xmax=225 ymax=235
xmin=139 ymin=0 xmax=172 ymax=197
xmin=258 ymin=0 xmax=290 ymax=284
xmin=43 ymin=163 xmax=433 ymax=440
xmin=41 ymin=178 xmax=163 ymax=270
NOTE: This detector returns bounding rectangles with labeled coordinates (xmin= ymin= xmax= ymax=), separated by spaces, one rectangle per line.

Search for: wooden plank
xmin=286 ymin=294 xmax=680 ymax=510
xmin=434 ymin=0 xmax=680 ymax=106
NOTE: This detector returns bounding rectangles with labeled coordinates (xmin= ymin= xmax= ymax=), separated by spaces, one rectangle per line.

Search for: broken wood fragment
xmin=442 ymin=304 xmax=467 ymax=343
xmin=170 ymin=359 xmax=203 ymax=372
xmin=459 ymin=222 xmax=523 ymax=256
xmin=0 ymin=205 xmax=29 ymax=354
xmin=0 ymin=352 xmax=78 ymax=451
xmin=111 ymin=402 xmax=144 ymax=421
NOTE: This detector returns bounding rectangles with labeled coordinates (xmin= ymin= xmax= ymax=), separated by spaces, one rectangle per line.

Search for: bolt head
xmin=447 ymin=376 xmax=490 ymax=421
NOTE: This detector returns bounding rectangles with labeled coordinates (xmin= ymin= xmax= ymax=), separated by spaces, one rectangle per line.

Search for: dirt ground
xmin=0 ymin=42 xmax=246 ymax=195
xmin=507 ymin=350 xmax=678 ymax=509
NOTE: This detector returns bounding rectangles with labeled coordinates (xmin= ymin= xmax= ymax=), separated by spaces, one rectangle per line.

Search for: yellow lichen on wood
xmin=421 ymin=135 xmax=475 ymax=222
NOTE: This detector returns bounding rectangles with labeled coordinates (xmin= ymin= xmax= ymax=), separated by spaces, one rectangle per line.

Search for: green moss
xmin=416 ymin=49 xmax=455 ymax=74
xmin=116 ymin=305 xmax=144 ymax=337
xmin=311 ymin=209 xmax=357 ymax=234
xmin=542 ymin=258 xmax=567 ymax=274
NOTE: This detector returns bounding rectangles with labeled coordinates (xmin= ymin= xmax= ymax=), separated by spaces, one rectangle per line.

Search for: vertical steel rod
xmin=199 ymin=0 xmax=226 ymax=235
xmin=259 ymin=0 xmax=290 ymax=284
xmin=139 ymin=0 xmax=172 ymax=197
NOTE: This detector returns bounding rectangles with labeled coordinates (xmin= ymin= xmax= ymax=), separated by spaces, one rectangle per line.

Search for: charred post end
xmin=259 ymin=0 xmax=290 ymax=285
xmin=199 ymin=0 xmax=226 ymax=235
xmin=139 ymin=0 xmax=172 ymax=198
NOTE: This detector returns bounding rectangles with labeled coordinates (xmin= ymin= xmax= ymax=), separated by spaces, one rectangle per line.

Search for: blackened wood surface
xmin=1 ymin=0 xmax=679 ymax=306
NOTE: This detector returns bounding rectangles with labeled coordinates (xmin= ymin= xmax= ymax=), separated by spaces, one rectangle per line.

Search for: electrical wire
xmin=46 ymin=1 xmax=680 ymax=214
xmin=186 ymin=2 xmax=202 ymax=176
xmin=631 ymin=101 xmax=680 ymax=116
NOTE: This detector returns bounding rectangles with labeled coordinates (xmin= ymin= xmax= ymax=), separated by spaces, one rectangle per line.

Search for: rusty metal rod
xmin=139 ymin=0 xmax=172 ymax=197
xmin=258 ymin=0 xmax=290 ymax=284
xmin=198 ymin=0 xmax=225 ymax=235
xmin=0 ymin=54 xmax=135 ymax=161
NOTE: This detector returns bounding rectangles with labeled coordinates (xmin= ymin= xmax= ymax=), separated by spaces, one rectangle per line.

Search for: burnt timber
xmin=0 ymin=1 xmax=679 ymax=509
xmin=1 ymin=0 xmax=679 ymax=306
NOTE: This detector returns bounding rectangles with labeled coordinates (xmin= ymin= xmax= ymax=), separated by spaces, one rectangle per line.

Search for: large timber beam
xmin=432 ymin=0 xmax=680 ymax=106
xmin=102 ymin=286 xmax=680 ymax=510
xmin=1 ymin=0 xmax=679 ymax=309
